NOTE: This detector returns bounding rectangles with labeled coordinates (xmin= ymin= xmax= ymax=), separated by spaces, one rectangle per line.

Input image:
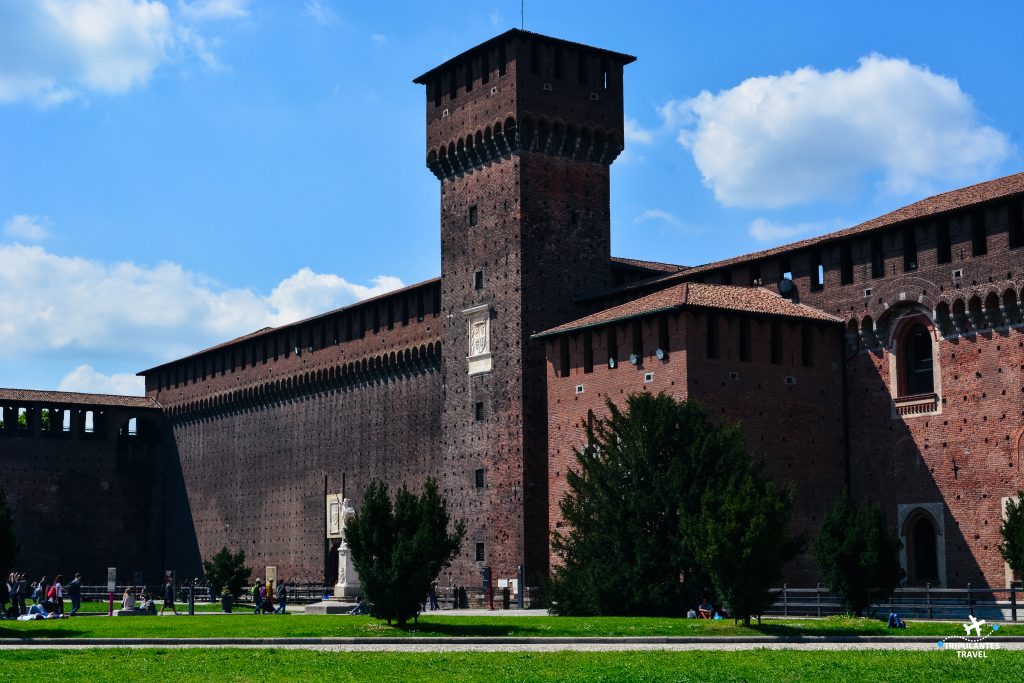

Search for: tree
xmin=695 ymin=471 xmax=798 ymax=625
xmin=0 ymin=486 xmax=18 ymax=587
xmin=346 ymin=477 xmax=464 ymax=627
xmin=999 ymin=492 xmax=1024 ymax=584
xmin=813 ymin=492 xmax=904 ymax=616
xmin=548 ymin=392 xmax=757 ymax=616
xmin=202 ymin=547 xmax=252 ymax=599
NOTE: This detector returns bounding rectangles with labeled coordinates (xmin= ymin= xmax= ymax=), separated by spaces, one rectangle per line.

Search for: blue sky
xmin=0 ymin=0 xmax=1021 ymax=394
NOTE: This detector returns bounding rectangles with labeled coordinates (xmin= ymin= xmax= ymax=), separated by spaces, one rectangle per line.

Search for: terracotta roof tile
xmin=0 ymin=388 xmax=160 ymax=409
xmin=534 ymin=283 xmax=840 ymax=338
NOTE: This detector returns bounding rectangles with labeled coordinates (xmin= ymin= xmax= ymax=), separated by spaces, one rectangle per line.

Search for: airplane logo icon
xmin=962 ymin=615 xmax=986 ymax=637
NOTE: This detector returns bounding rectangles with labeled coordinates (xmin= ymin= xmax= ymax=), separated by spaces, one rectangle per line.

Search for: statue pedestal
xmin=305 ymin=541 xmax=362 ymax=615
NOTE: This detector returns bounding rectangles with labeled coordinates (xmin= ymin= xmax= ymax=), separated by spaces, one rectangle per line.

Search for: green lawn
xmin=1 ymin=614 xmax=1021 ymax=639
xmin=0 ymin=649 xmax=1022 ymax=682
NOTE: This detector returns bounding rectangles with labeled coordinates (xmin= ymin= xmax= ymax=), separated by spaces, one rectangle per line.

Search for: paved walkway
xmin=3 ymin=636 xmax=1023 ymax=652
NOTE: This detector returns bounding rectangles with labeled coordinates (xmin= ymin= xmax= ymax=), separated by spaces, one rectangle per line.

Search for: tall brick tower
xmin=414 ymin=30 xmax=634 ymax=589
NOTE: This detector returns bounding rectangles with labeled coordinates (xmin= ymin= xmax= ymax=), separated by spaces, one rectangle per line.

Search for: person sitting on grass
xmin=698 ymin=597 xmax=714 ymax=619
xmin=139 ymin=588 xmax=156 ymax=613
xmin=122 ymin=586 xmax=136 ymax=610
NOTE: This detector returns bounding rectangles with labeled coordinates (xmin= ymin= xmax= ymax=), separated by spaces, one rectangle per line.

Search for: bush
xmin=548 ymin=392 xmax=768 ymax=616
xmin=346 ymin=477 xmax=464 ymax=627
xmin=813 ymin=492 xmax=903 ymax=616
xmin=696 ymin=471 xmax=798 ymax=625
xmin=1000 ymin=492 xmax=1024 ymax=582
xmin=202 ymin=547 xmax=252 ymax=599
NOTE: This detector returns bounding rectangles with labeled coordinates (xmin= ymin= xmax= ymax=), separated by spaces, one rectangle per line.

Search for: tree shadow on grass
xmin=395 ymin=621 xmax=548 ymax=637
xmin=0 ymin=626 xmax=88 ymax=639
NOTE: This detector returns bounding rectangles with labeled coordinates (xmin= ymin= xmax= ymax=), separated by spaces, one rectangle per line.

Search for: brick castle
xmin=2 ymin=30 xmax=1022 ymax=596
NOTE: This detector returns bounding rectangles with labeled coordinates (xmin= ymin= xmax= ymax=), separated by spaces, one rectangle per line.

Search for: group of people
xmin=121 ymin=578 xmax=179 ymax=615
xmin=3 ymin=572 xmax=82 ymax=619
xmin=687 ymin=597 xmax=728 ymax=620
xmin=251 ymin=578 xmax=287 ymax=614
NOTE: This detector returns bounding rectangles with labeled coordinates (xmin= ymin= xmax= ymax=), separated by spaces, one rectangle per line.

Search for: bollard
xmin=108 ymin=592 xmax=113 ymax=617
xmin=1011 ymin=584 xmax=1017 ymax=622
xmin=188 ymin=585 xmax=195 ymax=616
xmin=517 ymin=564 xmax=524 ymax=609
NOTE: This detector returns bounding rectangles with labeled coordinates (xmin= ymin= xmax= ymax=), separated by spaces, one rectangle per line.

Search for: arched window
xmin=907 ymin=513 xmax=939 ymax=584
xmin=901 ymin=322 xmax=934 ymax=396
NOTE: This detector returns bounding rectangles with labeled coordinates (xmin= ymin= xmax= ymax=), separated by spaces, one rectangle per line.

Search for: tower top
xmin=412 ymin=29 xmax=635 ymax=85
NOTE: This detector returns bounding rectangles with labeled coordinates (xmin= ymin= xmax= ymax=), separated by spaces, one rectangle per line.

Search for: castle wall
xmin=0 ymin=400 xmax=165 ymax=584
xmin=545 ymin=310 xmax=844 ymax=585
xmin=693 ymin=192 xmax=1024 ymax=587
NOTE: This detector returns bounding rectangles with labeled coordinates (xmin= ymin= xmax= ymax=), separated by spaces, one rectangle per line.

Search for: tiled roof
xmin=0 ymin=388 xmax=160 ymax=409
xmin=413 ymin=29 xmax=636 ymax=84
xmin=649 ymin=171 xmax=1024 ymax=286
xmin=609 ymin=256 xmax=688 ymax=273
xmin=138 ymin=277 xmax=441 ymax=375
xmin=534 ymin=283 xmax=841 ymax=338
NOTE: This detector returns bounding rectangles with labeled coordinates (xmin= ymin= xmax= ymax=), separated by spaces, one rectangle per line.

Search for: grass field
xmin=0 ymin=649 xmax=1021 ymax=682
xmin=1 ymin=614 xmax=1021 ymax=639
xmin=75 ymin=600 xmax=227 ymax=613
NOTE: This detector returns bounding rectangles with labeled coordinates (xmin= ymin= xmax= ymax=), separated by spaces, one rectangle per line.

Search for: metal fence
xmin=767 ymin=584 xmax=1021 ymax=622
xmin=79 ymin=585 xmax=335 ymax=605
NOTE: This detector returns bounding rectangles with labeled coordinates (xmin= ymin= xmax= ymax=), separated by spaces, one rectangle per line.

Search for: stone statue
xmin=334 ymin=497 xmax=361 ymax=599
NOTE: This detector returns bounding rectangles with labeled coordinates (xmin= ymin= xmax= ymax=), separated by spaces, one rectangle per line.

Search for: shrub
xmin=202 ymin=547 xmax=252 ymax=600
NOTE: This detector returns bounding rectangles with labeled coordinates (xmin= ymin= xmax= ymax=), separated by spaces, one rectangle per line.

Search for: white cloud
xmin=0 ymin=0 xmax=250 ymax=106
xmin=489 ymin=9 xmax=502 ymax=28
xmin=634 ymin=208 xmax=680 ymax=226
xmin=370 ymin=33 xmax=387 ymax=46
xmin=748 ymin=217 xmax=845 ymax=244
xmin=59 ymin=364 xmax=145 ymax=395
xmin=303 ymin=0 xmax=337 ymax=26
xmin=0 ymin=0 xmax=174 ymax=105
xmin=662 ymin=55 xmax=1013 ymax=209
xmin=177 ymin=0 xmax=249 ymax=22
xmin=624 ymin=117 xmax=654 ymax=145
xmin=4 ymin=215 xmax=52 ymax=241
xmin=0 ymin=243 xmax=404 ymax=364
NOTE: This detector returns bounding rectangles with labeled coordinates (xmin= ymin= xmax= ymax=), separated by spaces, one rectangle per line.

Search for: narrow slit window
xmin=1009 ymin=199 xmax=1024 ymax=249
xmin=475 ymin=542 xmax=485 ymax=562
xmin=583 ymin=331 xmax=593 ymax=374
xmin=971 ymin=209 xmax=987 ymax=256
xmin=607 ymin=326 xmax=618 ymax=368
xmin=770 ymin=321 xmax=782 ymax=365
xmin=469 ymin=205 xmax=478 ymax=226
xmin=810 ymin=249 xmax=824 ymax=291
xmin=474 ymin=402 xmax=484 ymax=421
xmin=870 ymin=234 xmax=884 ymax=278
xmin=839 ymin=242 xmax=853 ymax=285
xmin=475 ymin=468 xmax=485 ymax=489
xmin=801 ymin=324 xmax=813 ymax=367
xmin=474 ymin=270 xmax=484 ymax=291
xmin=706 ymin=314 xmax=719 ymax=359
xmin=903 ymin=225 xmax=918 ymax=272
xmin=559 ymin=337 xmax=570 ymax=378
xmin=739 ymin=317 xmax=751 ymax=362
xmin=936 ymin=219 xmax=952 ymax=263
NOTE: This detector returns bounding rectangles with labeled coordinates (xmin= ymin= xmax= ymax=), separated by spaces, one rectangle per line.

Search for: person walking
xmin=251 ymin=580 xmax=262 ymax=614
xmin=160 ymin=577 xmax=179 ymax=615
xmin=274 ymin=580 xmax=287 ymax=614
xmin=51 ymin=575 xmax=65 ymax=615
xmin=262 ymin=581 xmax=274 ymax=614
xmin=428 ymin=581 xmax=439 ymax=611
xmin=16 ymin=573 xmax=27 ymax=616
xmin=37 ymin=576 xmax=48 ymax=605
xmin=68 ymin=573 xmax=82 ymax=616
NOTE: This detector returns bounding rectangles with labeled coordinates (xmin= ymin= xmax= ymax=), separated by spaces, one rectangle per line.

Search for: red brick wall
xmin=0 ymin=404 xmax=166 ymax=584
xmin=546 ymin=310 xmax=845 ymax=585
